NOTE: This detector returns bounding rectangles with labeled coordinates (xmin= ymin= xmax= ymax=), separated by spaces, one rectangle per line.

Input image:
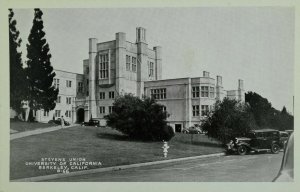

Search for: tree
xmin=201 ymin=98 xmax=256 ymax=144
xmin=9 ymin=9 xmax=27 ymax=114
xmin=105 ymin=94 xmax=174 ymax=141
xmin=245 ymin=91 xmax=274 ymax=127
xmin=26 ymin=9 xmax=58 ymax=120
xmin=273 ymin=106 xmax=294 ymax=131
xmin=245 ymin=92 xmax=294 ymax=130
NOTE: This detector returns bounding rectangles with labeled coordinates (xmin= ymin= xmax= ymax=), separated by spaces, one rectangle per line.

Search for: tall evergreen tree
xmin=9 ymin=9 xmax=27 ymax=114
xmin=245 ymin=91 xmax=274 ymax=127
xmin=26 ymin=9 xmax=58 ymax=119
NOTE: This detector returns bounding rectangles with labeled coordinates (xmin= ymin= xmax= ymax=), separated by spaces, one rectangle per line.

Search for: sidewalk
xmin=10 ymin=124 xmax=78 ymax=140
xmin=12 ymin=152 xmax=226 ymax=182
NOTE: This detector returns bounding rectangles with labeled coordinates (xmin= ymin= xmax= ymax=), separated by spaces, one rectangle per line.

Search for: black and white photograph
xmin=1 ymin=0 xmax=298 ymax=190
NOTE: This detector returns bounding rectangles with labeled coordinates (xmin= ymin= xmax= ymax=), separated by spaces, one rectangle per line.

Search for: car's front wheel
xmin=237 ymin=145 xmax=247 ymax=155
xmin=271 ymin=143 xmax=280 ymax=154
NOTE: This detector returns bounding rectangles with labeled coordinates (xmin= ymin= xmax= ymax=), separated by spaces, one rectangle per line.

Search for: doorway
xmin=77 ymin=108 xmax=85 ymax=123
xmin=175 ymin=124 xmax=182 ymax=133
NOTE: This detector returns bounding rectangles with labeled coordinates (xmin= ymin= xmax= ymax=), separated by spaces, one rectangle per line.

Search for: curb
xmin=12 ymin=152 xmax=225 ymax=182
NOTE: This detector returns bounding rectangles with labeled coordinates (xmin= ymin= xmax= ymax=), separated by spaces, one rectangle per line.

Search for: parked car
xmin=279 ymin=131 xmax=289 ymax=147
xmin=285 ymin=129 xmax=294 ymax=136
xmin=81 ymin=119 xmax=100 ymax=127
xmin=273 ymin=133 xmax=294 ymax=181
xmin=226 ymin=129 xmax=284 ymax=155
xmin=48 ymin=118 xmax=70 ymax=126
xmin=182 ymin=126 xmax=202 ymax=134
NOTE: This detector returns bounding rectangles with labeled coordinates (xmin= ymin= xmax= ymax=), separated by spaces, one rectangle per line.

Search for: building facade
xmin=11 ymin=27 xmax=245 ymax=131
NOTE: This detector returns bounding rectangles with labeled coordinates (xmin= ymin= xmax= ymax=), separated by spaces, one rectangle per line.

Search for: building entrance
xmin=175 ymin=124 xmax=182 ymax=133
xmin=77 ymin=108 xmax=85 ymax=123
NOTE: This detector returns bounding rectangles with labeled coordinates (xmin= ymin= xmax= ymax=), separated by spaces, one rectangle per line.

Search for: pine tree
xmin=9 ymin=9 xmax=27 ymax=114
xmin=26 ymin=8 xmax=58 ymax=120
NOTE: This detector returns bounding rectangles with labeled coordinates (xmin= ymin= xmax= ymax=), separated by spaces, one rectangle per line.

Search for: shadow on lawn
xmin=96 ymin=132 xmax=160 ymax=143
xmin=97 ymin=132 xmax=130 ymax=141
xmin=179 ymin=140 xmax=223 ymax=148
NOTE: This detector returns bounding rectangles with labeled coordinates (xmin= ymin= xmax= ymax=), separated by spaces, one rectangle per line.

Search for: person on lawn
xmin=61 ymin=116 xmax=65 ymax=128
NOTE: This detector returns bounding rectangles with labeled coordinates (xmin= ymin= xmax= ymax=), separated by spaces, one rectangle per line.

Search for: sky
xmin=13 ymin=7 xmax=294 ymax=113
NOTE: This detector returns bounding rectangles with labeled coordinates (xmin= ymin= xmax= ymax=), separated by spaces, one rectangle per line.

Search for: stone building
xmin=11 ymin=27 xmax=245 ymax=131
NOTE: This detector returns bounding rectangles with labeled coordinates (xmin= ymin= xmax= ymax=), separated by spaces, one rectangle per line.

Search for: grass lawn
xmin=10 ymin=126 xmax=224 ymax=180
xmin=10 ymin=119 xmax=58 ymax=132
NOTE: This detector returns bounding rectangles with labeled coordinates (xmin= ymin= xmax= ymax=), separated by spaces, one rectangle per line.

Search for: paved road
xmin=49 ymin=152 xmax=283 ymax=182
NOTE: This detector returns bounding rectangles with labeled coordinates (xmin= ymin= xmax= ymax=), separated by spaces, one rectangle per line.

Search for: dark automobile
xmin=273 ymin=133 xmax=294 ymax=182
xmin=279 ymin=131 xmax=289 ymax=147
xmin=48 ymin=118 xmax=70 ymax=126
xmin=81 ymin=119 xmax=100 ymax=127
xmin=182 ymin=126 xmax=202 ymax=134
xmin=226 ymin=129 xmax=284 ymax=155
xmin=285 ymin=129 xmax=294 ymax=136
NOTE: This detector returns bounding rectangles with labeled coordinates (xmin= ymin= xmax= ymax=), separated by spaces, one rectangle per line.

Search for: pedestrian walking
xmin=61 ymin=116 xmax=65 ymax=128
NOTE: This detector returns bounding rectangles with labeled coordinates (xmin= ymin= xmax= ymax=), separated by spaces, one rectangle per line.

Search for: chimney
xmin=238 ymin=79 xmax=244 ymax=90
xmin=203 ymin=71 xmax=210 ymax=77
xmin=217 ymin=75 xmax=222 ymax=86
xmin=136 ymin=27 xmax=146 ymax=43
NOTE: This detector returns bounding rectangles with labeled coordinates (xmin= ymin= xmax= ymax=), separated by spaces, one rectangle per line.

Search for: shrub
xmin=201 ymin=98 xmax=256 ymax=144
xmin=160 ymin=125 xmax=175 ymax=141
xmin=105 ymin=94 xmax=174 ymax=141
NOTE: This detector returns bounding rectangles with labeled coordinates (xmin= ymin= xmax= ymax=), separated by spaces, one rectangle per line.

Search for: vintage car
xmin=81 ymin=119 xmax=100 ymax=127
xmin=182 ymin=126 xmax=202 ymax=134
xmin=48 ymin=118 xmax=70 ymax=126
xmin=273 ymin=133 xmax=294 ymax=181
xmin=285 ymin=129 xmax=294 ymax=136
xmin=226 ymin=129 xmax=284 ymax=155
xmin=279 ymin=131 xmax=289 ymax=147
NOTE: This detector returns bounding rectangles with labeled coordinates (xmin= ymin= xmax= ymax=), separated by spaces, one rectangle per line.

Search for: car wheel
xmin=237 ymin=145 xmax=247 ymax=155
xmin=271 ymin=143 xmax=280 ymax=154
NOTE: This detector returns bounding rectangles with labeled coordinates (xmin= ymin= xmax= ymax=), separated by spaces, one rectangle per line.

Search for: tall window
xmin=99 ymin=106 xmax=105 ymax=114
xmin=66 ymin=97 xmax=72 ymax=104
xmin=132 ymin=57 xmax=137 ymax=72
xmin=192 ymin=105 xmax=200 ymax=116
xmin=99 ymin=92 xmax=105 ymax=99
xmin=150 ymin=88 xmax=166 ymax=100
xmin=43 ymin=110 xmax=49 ymax=117
xmin=162 ymin=106 xmax=167 ymax=112
xmin=109 ymin=106 xmax=114 ymax=114
xmin=201 ymin=105 xmax=209 ymax=116
xmin=66 ymin=80 xmax=72 ymax=88
xmin=109 ymin=91 xmax=115 ymax=99
xmin=210 ymin=87 xmax=215 ymax=98
xmin=86 ymin=80 xmax=89 ymax=95
xmin=54 ymin=78 xmax=60 ymax=89
xmin=55 ymin=110 xmax=61 ymax=117
xmin=192 ymin=86 xmax=200 ymax=98
xmin=78 ymin=82 xmax=83 ymax=93
xmin=201 ymin=86 xmax=209 ymax=97
xmin=149 ymin=61 xmax=154 ymax=77
xmin=100 ymin=54 xmax=109 ymax=79
xmin=57 ymin=96 xmax=61 ymax=103
xmin=65 ymin=110 xmax=71 ymax=118
xmin=126 ymin=55 xmax=131 ymax=71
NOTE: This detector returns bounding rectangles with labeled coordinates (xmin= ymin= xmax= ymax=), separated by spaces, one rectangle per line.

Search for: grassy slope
xmin=10 ymin=120 xmax=57 ymax=132
xmin=10 ymin=126 xmax=223 ymax=179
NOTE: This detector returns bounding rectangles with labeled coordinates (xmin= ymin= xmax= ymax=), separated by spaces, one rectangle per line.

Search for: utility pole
xmin=293 ymin=96 xmax=294 ymax=116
